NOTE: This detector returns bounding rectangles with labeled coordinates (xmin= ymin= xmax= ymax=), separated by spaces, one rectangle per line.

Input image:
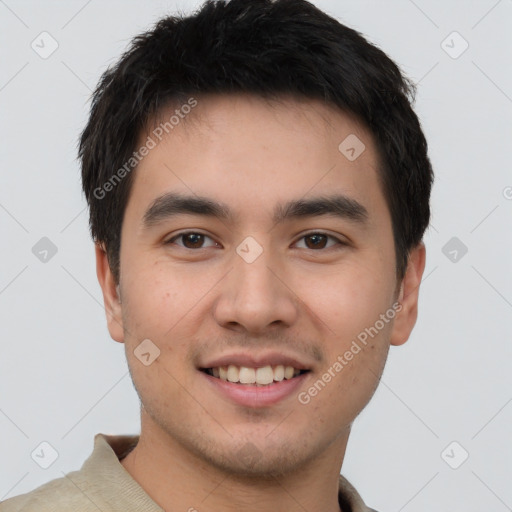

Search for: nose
xmin=213 ymin=243 xmax=299 ymax=334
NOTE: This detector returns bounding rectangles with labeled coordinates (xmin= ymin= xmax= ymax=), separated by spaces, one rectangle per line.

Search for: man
xmin=1 ymin=0 xmax=432 ymax=511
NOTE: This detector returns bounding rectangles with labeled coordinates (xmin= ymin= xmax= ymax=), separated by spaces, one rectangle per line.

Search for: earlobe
xmin=95 ymin=243 xmax=125 ymax=343
xmin=390 ymin=242 xmax=426 ymax=347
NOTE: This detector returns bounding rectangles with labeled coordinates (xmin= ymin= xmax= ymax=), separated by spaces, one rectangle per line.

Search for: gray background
xmin=1 ymin=0 xmax=511 ymax=510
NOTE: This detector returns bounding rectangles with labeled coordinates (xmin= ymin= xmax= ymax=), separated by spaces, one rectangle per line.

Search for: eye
xmin=294 ymin=232 xmax=346 ymax=250
xmin=165 ymin=231 xmax=346 ymax=251
xmin=165 ymin=231 xmax=219 ymax=249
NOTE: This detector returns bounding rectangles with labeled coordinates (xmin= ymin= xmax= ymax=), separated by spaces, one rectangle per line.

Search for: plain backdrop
xmin=1 ymin=0 xmax=511 ymax=510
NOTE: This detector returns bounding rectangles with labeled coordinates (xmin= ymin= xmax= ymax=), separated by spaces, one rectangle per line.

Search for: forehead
xmin=128 ymin=93 xmax=388 ymax=228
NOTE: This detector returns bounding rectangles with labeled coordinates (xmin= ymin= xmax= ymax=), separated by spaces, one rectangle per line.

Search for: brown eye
xmin=304 ymin=234 xmax=328 ymax=249
xmin=181 ymin=233 xmax=205 ymax=249
xmin=295 ymin=232 xmax=345 ymax=250
xmin=166 ymin=232 xmax=218 ymax=249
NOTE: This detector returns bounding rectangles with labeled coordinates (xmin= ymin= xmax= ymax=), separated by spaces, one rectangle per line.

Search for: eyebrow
xmin=142 ymin=192 xmax=369 ymax=228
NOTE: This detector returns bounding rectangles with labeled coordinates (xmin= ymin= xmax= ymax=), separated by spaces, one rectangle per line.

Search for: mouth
xmin=200 ymin=365 xmax=310 ymax=387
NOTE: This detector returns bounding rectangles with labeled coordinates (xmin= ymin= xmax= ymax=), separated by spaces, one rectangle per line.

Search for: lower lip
xmin=200 ymin=371 xmax=309 ymax=407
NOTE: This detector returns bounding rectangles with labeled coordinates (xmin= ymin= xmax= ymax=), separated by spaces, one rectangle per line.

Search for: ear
xmin=95 ymin=243 xmax=124 ymax=343
xmin=390 ymin=242 xmax=426 ymax=346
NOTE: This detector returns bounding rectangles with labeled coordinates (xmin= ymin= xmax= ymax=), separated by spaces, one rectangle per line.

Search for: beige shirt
xmin=0 ymin=433 xmax=378 ymax=512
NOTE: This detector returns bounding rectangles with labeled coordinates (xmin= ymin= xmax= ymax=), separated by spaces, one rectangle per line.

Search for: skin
xmin=96 ymin=93 xmax=426 ymax=512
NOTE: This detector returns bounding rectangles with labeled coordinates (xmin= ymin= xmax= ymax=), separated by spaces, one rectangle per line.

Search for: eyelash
xmin=165 ymin=231 xmax=347 ymax=251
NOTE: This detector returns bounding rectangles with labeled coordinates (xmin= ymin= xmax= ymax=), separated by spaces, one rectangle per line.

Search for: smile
xmin=201 ymin=365 xmax=310 ymax=386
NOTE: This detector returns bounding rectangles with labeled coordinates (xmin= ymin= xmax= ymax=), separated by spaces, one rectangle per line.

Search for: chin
xmin=212 ymin=450 xmax=312 ymax=480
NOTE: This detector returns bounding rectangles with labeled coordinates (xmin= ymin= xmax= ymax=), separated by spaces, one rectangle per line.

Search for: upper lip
xmin=199 ymin=352 xmax=313 ymax=371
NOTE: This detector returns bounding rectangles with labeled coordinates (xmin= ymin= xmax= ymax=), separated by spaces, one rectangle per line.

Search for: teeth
xmin=239 ymin=367 xmax=256 ymax=384
xmin=284 ymin=366 xmax=294 ymax=379
xmin=256 ymin=366 xmax=274 ymax=385
xmin=227 ymin=365 xmax=239 ymax=383
xmin=209 ymin=364 xmax=303 ymax=385
xmin=274 ymin=365 xmax=285 ymax=381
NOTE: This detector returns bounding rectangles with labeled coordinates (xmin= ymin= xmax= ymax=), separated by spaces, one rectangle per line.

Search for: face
xmin=97 ymin=93 xmax=425 ymax=478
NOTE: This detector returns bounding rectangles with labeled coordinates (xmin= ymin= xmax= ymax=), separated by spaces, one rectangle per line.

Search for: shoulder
xmin=0 ymin=471 xmax=100 ymax=512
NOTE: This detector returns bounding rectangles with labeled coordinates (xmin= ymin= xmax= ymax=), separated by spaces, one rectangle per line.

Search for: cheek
xmin=306 ymin=323 xmax=390 ymax=426
xmin=119 ymin=262 xmax=201 ymax=374
xmin=125 ymin=353 xmax=193 ymax=430
xmin=302 ymin=258 xmax=394 ymax=409
xmin=304 ymin=259 xmax=394 ymax=339
xmin=297 ymin=343 xmax=388 ymax=432
xmin=121 ymin=259 xmax=187 ymax=333
xmin=120 ymin=273 xmax=193 ymax=407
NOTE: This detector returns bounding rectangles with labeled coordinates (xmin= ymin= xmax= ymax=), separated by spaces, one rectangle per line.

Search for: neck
xmin=120 ymin=410 xmax=349 ymax=512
